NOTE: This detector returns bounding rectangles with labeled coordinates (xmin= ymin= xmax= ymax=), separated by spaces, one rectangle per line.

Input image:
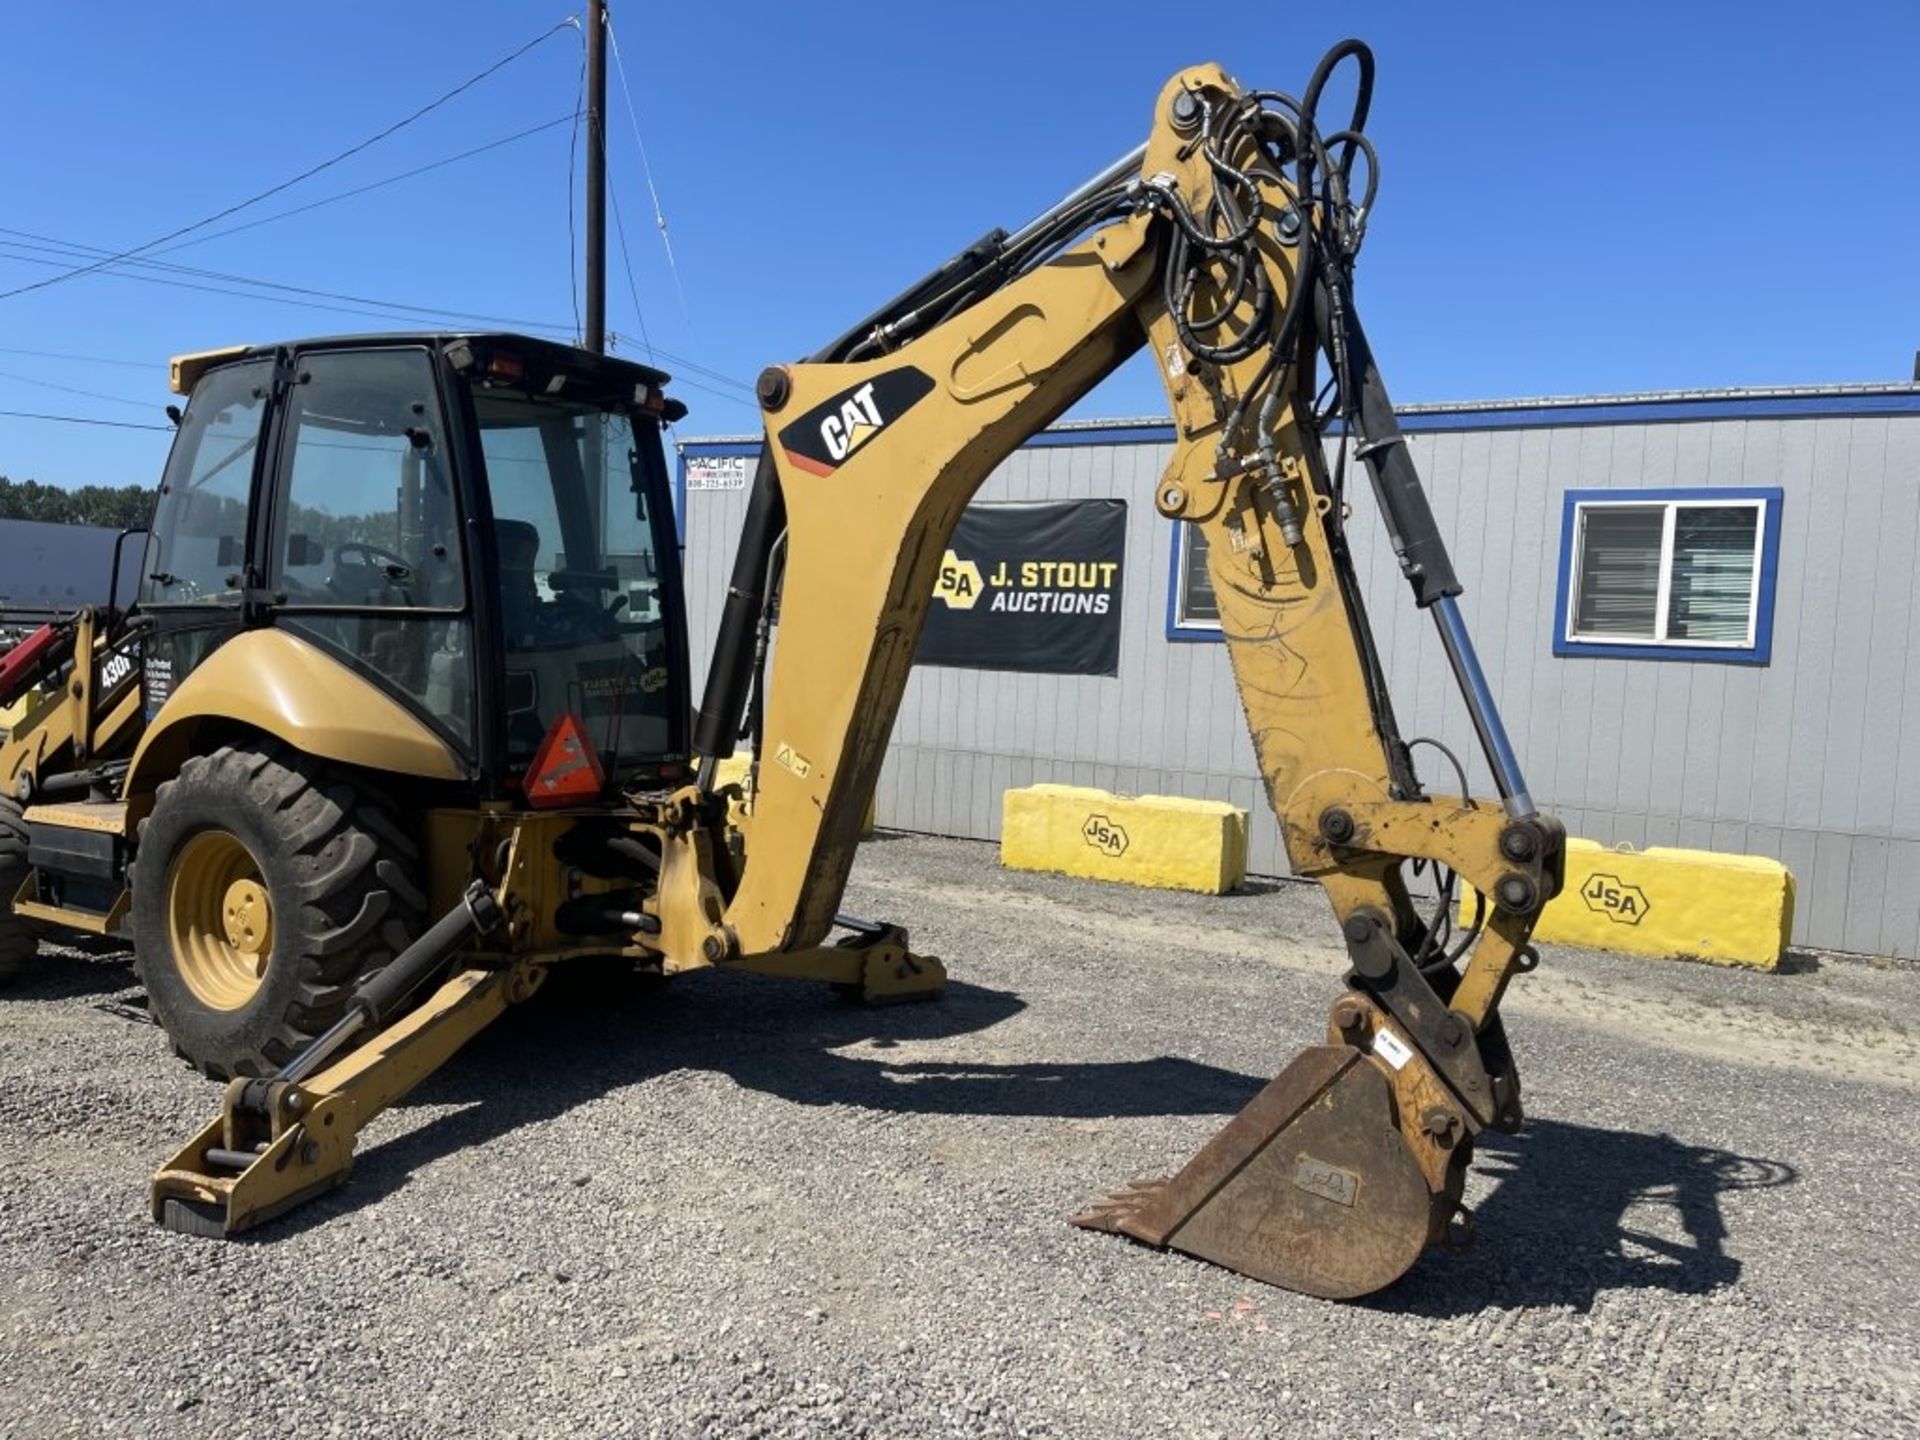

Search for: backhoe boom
xmin=649 ymin=42 xmax=1562 ymax=1296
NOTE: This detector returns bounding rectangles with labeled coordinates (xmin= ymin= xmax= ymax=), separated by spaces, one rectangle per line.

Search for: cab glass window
xmin=272 ymin=349 xmax=463 ymax=608
xmin=143 ymin=359 xmax=271 ymax=606
xmin=471 ymin=388 xmax=673 ymax=765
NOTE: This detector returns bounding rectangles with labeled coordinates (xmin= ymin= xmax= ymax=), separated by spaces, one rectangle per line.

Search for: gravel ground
xmin=1 ymin=832 xmax=1916 ymax=1439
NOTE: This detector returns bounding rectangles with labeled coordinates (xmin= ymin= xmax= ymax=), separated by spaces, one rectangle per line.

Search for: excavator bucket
xmin=1072 ymin=1039 xmax=1456 ymax=1299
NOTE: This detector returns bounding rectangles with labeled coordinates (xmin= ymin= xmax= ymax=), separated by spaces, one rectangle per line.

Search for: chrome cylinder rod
xmin=1431 ymin=596 xmax=1534 ymax=819
xmin=1002 ymin=143 xmax=1149 ymax=252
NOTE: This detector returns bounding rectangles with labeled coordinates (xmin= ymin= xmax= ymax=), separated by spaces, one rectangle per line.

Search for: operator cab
xmin=141 ymin=333 xmax=692 ymax=794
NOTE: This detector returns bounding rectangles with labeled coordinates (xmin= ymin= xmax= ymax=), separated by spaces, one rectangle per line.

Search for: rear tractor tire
xmin=0 ymin=797 xmax=33 ymax=985
xmin=130 ymin=743 xmax=426 ymax=1080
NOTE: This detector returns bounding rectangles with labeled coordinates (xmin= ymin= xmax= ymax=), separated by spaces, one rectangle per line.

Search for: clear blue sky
xmin=2 ymin=1 xmax=1915 ymax=491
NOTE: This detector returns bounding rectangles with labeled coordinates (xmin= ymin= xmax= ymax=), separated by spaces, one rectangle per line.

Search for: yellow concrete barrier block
xmin=1001 ymin=783 xmax=1248 ymax=895
xmin=715 ymin=750 xmax=874 ymax=836
xmin=1487 ymin=837 xmax=1794 ymax=971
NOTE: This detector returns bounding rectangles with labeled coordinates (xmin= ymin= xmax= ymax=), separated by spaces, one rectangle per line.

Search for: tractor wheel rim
xmin=167 ymin=830 xmax=273 ymax=1011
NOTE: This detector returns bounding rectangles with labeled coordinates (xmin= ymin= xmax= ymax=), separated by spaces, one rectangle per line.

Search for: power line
xmin=0 ymin=234 xmax=580 ymax=335
xmin=3 ymin=234 xmax=760 ymax=401
xmin=626 ymin=366 xmax=757 ymax=412
xmin=605 ymin=9 xmax=690 ymax=322
xmin=0 ymin=17 xmax=579 ymax=303
xmin=2 ymin=229 xmax=579 ymax=331
xmin=0 ymin=235 xmax=757 ymax=395
xmin=0 ymin=409 xmax=171 ymax=432
xmin=3 ymin=238 xmax=757 ymax=406
xmin=0 ymin=244 xmax=572 ymax=334
xmin=0 ymin=367 xmax=157 ymax=410
xmin=0 ymin=345 xmax=152 ymax=370
xmin=566 ymin=35 xmax=586 ymax=343
xmin=608 ymin=182 xmax=656 ymax=364
xmin=150 ymin=114 xmax=575 ymax=258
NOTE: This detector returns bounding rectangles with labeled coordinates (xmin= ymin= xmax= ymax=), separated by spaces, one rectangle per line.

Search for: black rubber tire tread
xmin=0 ymin=797 xmax=31 ymax=985
xmin=130 ymin=741 xmax=426 ymax=1079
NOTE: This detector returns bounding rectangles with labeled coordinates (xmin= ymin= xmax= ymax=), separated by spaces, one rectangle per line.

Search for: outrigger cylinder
xmin=279 ymin=882 xmax=502 ymax=1084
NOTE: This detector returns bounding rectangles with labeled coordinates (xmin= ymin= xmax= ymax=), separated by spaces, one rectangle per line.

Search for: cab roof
xmin=168 ymin=331 xmax=681 ymax=411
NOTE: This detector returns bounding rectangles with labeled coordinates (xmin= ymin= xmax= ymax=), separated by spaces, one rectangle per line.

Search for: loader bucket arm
xmin=661 ymin=41 xmax=1562 ymax=1297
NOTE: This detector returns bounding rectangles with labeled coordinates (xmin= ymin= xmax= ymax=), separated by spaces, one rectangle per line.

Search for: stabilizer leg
xmin=152 ymin=883 xmax=538 ymax=1238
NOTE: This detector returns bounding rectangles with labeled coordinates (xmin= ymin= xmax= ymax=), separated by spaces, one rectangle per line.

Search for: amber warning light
xmin=524 ymin=713 xmax=606 ymax=808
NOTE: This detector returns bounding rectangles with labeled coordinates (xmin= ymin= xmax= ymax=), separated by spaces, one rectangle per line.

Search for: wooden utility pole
xmin=584 ymin=0 xmax=607 ymax=354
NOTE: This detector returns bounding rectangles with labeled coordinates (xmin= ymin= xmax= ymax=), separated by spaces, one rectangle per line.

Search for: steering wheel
xmin=334 ymin=541 xmax=414 ymax=578
xmin=330 ymin=541 xmax=415 ymax=604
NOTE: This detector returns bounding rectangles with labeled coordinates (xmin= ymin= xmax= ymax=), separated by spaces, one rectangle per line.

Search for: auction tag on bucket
xmin=1372 ymin=1028 xmax=1413 ymax=1071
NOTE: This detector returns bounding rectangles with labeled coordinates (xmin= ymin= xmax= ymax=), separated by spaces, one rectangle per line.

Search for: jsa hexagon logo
xmin=1581 ymin=872 xmax=1649 ymax=925
xmin=934 ymin=550 xmax=984 ymax=610
xmin=1082 ymin=813 xmax=1129 ymax=858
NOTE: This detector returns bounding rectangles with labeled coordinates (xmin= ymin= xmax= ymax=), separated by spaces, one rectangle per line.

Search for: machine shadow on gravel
xmin=14 ymin=939 xmax=140 ymax=1003
xmin=1375 ymin=1120 xmax=1798 ymax=1316
xmin=265 ymin=966 xmax=1274 ymax=1236
xmin=214 ymin=961 xmax=1799 ymax=1311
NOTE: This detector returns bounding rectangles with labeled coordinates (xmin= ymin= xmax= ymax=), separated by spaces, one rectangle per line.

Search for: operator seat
xmin=497 ymin=518 xmax=543 ymax=648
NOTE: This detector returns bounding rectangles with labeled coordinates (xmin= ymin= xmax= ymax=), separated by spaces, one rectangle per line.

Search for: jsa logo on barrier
xmin=778 ymin=366 xmax=935 ymax=477
xmin=1082 ymin=814 xmax=1129 ymax=857
xmin=1581 ymin=873 xmax=1650 ymax=925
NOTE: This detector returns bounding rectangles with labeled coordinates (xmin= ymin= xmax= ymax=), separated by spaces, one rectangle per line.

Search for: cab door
xmin=261 ymin=346 xmax=477 ymax=753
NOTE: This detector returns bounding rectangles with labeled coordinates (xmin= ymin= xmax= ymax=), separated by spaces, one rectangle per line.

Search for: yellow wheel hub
xmin=167 ymin=830 xmax=273 ymax=1011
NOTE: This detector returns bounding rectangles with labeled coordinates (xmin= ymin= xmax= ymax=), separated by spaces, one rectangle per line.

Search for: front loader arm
xmin=660 ymin=45 xmax=1563 ymax=1297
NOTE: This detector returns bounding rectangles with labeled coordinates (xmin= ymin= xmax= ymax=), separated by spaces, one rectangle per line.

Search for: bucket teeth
xmin=1068 ymin=1177 xmax=1176 ymax=1243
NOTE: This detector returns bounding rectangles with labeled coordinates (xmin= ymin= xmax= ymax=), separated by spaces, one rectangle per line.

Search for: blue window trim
xmin=1552 ymin=486 xmax=1783 ymax=665
xmin=1165 ymin=520 xmax=1223 ymax=642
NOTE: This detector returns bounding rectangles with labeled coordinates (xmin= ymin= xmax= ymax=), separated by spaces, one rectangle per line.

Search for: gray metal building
xmin=0 ymin=518 xmax=141 ymax=620
xmin=678 ymin=382 xmax=1920 ymax=959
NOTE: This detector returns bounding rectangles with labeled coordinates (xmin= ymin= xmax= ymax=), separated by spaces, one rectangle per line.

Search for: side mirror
xmin=286 ymin=533 xmax=326 ymax=567
xmin=215 ymin=534 xmax=242 ymax=568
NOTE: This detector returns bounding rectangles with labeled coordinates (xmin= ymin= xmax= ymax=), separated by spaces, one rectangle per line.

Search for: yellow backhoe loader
xmin=0 ymin=41 xmax=1561 ymax=1299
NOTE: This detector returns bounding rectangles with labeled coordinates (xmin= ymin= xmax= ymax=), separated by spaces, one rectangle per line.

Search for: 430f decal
xmin=777 ymin=366 xmax=934 ymax=477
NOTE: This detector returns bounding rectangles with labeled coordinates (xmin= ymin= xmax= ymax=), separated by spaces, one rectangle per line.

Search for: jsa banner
xmin=918 ymin=499 xmax=1126 ymax=675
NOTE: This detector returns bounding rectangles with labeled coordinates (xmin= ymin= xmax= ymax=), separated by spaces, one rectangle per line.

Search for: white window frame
xmin=1170 ymin=520 xmax=1222 ymax=636
xmin=1566 ymin=495 xmax=1768 ymax=651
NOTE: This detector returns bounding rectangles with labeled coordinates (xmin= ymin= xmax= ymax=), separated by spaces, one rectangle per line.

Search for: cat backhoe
xmin=0 ymin=41 xmax=1561 ymax=1299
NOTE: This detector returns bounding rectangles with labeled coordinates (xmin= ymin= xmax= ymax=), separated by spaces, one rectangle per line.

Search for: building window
xmin=1166 ymin=521 xmax=1221 ymax=639
xmin=1553 ymin=487 xmax=1782 ymax=664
